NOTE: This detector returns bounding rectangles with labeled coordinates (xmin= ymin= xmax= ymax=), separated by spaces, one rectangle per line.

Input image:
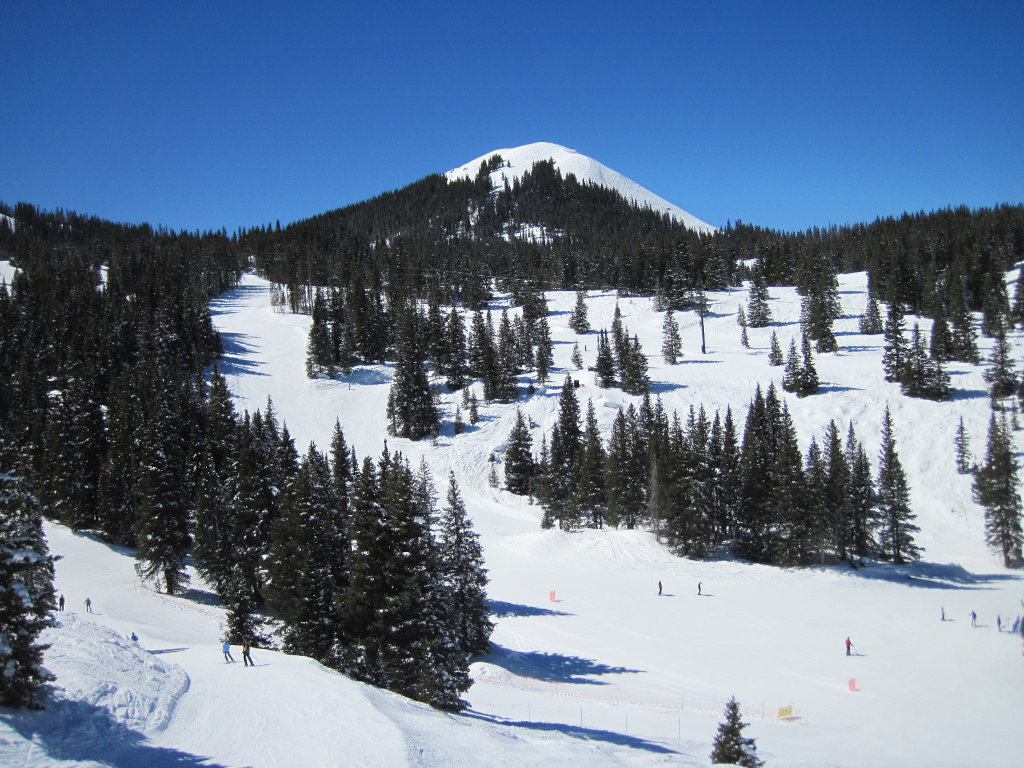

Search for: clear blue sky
xmin=2 ymin=1 xmax=1021 ymax=234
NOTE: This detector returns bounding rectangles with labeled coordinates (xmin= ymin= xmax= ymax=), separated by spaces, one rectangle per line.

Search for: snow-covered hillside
xmin=446 ymin=142 xmax=717 ymax=234
xmin=4 ymin=267 xmax=1024 ymax=767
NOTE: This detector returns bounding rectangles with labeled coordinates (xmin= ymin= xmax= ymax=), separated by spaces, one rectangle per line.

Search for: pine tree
xmin=882 ymin=302 xmax=908 ymax=383
xmin=443 ymin=307 xmax=468 ymax=391
xmin=846 ymin=423 xmax=879 ymax=559
xmin=134 ymin=379 xmax=191 ymax=596
xmin=568 ymin=289 xmax=590 ymax=333
xmin=795 ymin=333 xmax=820 ymax=397
xmin=902 ymin=324 xmax=952 ymax=401
xmin=604 ymin=405 xmax=647 ymax=529
xmin=571 ymin=341 xmax=584 ymax=370
xmin=577 ymin=400 xmax=607 ymax=528
xmin=859 ymin=294 xmax=884 ymax=334
xmin=929 ymin=312 xmax=951 ymax=361
xmin=504 ymin=408 xmax=535 ymax=495
xmin=737 ymin=385 xmax=775 ymax=562
xmin=782 ymin=338 xmax=800 ymax=393
xmin=823 ymin=420 xmax=852 ymax=561
xmin=595 ymin=329 xmax=616 ymax=388
xmin=767 ymin=331 xmax=783 ymax=366
xmin=0 ymin=444 xmax=56 ymax=708
xmin=948 ymin=275 xmax=979 ymax=363
xmin=771 ymin=405 xmax=809 ymax=566
xmin=620 ymin=335 xmax=650 ymax=396
xmin=972 ymin=413 xmax=1023 ymax=567
xmin=495 ymin=309 xmax=520 ymax=401
xmin=306 ymin=291 xmax=334 ymax=378
xmin=746 ymin=272 xmax=772 ymax=327
xmin=954 ymin=416 xmax=972 ymax=474
xmin=38 ymin=375 xmax=104 ymax=531
xmin=662 ymin=309 xmax=682 ymax=364
xmin=386 ymin=308 xmax=439 ymax=440
xmin=983 ymin=323 xmax=1017 ymax=400
xmin=437 ymin=473 xmax=493 ymax=656
xmin=265 ymin=444 xmax=342 ymax=663
xmin=801 ymin=281 xmax=839 ymax=353
xmin=710 ymin=697 xmax=764 ymax=767
xmin=877 ymin=406 xmax=921 ymax=564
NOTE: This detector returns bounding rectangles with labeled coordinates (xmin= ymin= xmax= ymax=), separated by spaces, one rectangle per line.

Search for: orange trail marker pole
xmin=549 ymin=590 xmax=556 ymax=602
xmin=848 ymin=678 xmax=857 ymax=691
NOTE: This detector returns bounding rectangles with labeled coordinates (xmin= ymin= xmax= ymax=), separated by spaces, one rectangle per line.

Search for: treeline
xmin=507 ymin=379 xmax=921 ymax=567
xmin=238 ymin=157 xmax=1024 ymax=323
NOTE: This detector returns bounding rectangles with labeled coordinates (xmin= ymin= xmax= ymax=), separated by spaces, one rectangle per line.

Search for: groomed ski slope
xmin=3 ymin=267 xmax=1023 ymax=767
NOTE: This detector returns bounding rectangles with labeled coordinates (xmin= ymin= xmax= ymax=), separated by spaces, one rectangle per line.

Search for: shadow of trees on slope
xmin=1 ymin=694 xmax=227 ymax=768
xmin=483 ymin=643 xmax=642 ymax=685
xmin=832 ymin=559 xmax=1023 ymax=591
xmin=462 ymin=710 xmax=679 ymax=755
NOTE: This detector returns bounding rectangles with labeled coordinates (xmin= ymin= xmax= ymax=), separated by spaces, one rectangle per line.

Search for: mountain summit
xmin=446 ymin=142 xmax=716 ymax=234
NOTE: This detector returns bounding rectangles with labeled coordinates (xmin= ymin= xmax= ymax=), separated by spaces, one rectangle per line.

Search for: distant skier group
xmin=956 ymin=606 xmax=1020 ymax=633
xmin=223 ymin=640 xmax=255 ymax=666
xmin=56 ymin=594 xmax=91 ymax=613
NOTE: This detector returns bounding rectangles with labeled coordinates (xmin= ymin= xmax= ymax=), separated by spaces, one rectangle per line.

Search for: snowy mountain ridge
xmin=446 ymin=142 xmax=717 ymax=234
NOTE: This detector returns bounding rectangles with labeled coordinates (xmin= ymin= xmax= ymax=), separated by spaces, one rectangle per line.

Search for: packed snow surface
xmin=446 ymin=142 xmax=717 ymax=234
xmin=3 ymin=265 xmax=1024 ymax=767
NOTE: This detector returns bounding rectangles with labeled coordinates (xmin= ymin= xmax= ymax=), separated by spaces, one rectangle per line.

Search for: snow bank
xmin=0 ymin=614 xmax=188 ymax=767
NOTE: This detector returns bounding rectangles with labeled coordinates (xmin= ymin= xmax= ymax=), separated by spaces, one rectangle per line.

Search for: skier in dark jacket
xmin=845 ymin=637 xmax=853 ymax=656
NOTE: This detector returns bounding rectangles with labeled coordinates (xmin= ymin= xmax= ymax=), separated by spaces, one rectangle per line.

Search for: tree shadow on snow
xmin=483 ymin=644 xmax=642 ymax=684
xmin=488 ymin=599 xmax=573 ymax=618
xmin=1 ymin=694 xmax=228 ymax=768
xmin=831 ymin=560 xmax=1023 ymax=590
xmin=461 ymin=711 xmax=679 ymax=755
xmin=816 ymin=383 xmax=863 ymax=394
xmin=210 ymin=331 xmax=266 ymax=378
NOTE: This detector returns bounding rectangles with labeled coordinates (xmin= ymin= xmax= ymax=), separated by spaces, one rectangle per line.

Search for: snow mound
xmin=446 ymin=142 xmax=716 ymax=234
xmin=43 ymin=614 xmax=189 ymax=734
xmin=0 ymin=614 xmax=189 ymax=767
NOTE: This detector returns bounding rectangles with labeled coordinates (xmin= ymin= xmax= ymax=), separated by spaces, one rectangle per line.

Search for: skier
xmin=222 ymin=641 xmax=234 ymax=663
xmin=58 ymin=594 xmax=65 ymax=611
xmin=130 ymin=632 xmax=138 ymax=642
xmin=970 ymin=610 xmax=977 ymax=627
xmin=845 ymin=637 xmax=853 ymax=656
xmin=997 ymin=615 xmax=1002 ymax=632
xmin=940 ymin=606 xmax=945 ymax=621
xmin=698 ymin=581 xmax=702 ymax=596
xmin=84 ymin=597 xmax=92 ymax=613
xmin=242 ymin=641 xmax=254 ymax=667
xmin=658 ymin=581 xmax=662 ymax=596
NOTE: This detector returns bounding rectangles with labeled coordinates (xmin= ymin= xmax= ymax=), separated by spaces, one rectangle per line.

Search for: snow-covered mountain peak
xmin=446 ymin=142 xmax=716 ymax=234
